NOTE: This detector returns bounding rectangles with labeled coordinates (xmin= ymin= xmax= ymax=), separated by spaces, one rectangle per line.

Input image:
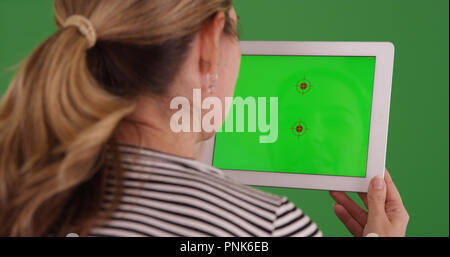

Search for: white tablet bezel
xmin=198 ymin=41 xmax=394 ymax=192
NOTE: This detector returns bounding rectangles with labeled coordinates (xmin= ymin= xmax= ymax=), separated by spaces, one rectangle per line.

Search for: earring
xmin=208 ymin=85 xmax=216 ymax=94
xmin=207 ymin=73 xmax=218 ymax=94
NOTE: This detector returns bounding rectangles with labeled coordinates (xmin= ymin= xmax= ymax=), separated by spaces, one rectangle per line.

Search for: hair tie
xmin=64 ymin=15 xmax=97 ymax=49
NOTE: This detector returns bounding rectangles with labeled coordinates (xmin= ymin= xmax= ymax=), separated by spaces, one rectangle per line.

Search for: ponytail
xmin=0 ymin=27 xmax=134 ymax=236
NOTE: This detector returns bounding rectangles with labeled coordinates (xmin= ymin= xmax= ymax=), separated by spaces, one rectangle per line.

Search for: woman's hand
xmin=329 ymin=169 xmax=409 ymax=237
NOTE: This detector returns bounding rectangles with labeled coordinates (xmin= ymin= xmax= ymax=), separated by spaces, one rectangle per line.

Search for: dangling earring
xmin=207 ymin=73 xmax=218 ymax=94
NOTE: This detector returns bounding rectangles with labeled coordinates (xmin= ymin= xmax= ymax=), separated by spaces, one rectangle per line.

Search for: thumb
xmin=367 ymin=176 xmax=387 ymax=218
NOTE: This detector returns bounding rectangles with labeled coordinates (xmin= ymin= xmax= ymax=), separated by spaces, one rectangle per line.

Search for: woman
xmin=0 ymin=0 xmax=408 ymax=237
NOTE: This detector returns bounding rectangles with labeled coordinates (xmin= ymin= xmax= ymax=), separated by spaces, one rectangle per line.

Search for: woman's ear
xmin=199 ymin=12 xmax=226 ymax=76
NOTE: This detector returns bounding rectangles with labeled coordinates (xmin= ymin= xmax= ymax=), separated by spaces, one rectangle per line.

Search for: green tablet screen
xmin=212 ymin=55 xmax=376 ymax=177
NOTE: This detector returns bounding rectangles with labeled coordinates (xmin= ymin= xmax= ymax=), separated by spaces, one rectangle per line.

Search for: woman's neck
xmin=115 ymin=118 xmax=201 ymax=159
xmin=114 ymin=93 xmax=204 ymax=159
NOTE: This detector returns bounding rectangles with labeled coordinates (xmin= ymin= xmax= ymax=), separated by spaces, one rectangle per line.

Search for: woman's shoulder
xmin=218 ymin=175 xmax=322 ymax=237
xmin=94 ymin=144 xmax=322 ymax=237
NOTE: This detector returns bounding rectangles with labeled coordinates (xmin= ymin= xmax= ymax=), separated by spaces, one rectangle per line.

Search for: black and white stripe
xmin=89 ymin=144 xmax=322 ymax=237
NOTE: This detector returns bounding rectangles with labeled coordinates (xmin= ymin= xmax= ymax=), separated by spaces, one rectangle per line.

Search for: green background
xmin=0 ymin=0 xmax=448 ymax=236
xmin=213 ymin=56 xmax=376 ymax=177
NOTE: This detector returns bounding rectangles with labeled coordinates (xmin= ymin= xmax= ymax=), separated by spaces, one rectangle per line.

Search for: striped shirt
xmin=89 ymin=144 xmax=322 ymax=237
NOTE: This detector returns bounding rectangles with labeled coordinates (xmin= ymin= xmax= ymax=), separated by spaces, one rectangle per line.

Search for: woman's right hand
xmin=330 ymin=169 xmax=409 ymax=237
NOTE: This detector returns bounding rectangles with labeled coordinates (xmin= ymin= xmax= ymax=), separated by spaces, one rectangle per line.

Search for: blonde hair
xmin=0 ymin=0 xmax=235 ymax=236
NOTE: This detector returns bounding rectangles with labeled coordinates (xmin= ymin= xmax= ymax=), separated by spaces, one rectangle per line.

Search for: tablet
xmin=198 ymin=41 xmax=394 ymax=192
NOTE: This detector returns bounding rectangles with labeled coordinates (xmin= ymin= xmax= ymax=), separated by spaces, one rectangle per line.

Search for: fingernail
xmin=372 ymin=176 xmax=384 ymax=190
